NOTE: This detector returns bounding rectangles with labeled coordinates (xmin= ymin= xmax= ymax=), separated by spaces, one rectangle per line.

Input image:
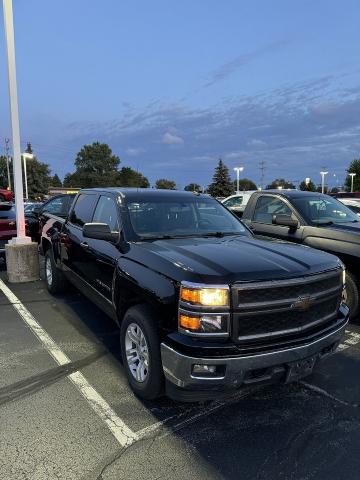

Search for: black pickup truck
xmin=40 ymin=188 xmax=348 ymax=401
xmin=242 ymin=190 xmax=360 ymax=319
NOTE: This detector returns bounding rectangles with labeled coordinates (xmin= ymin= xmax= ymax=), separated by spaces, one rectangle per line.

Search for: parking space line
xmin=0 ymin=279 xmax=137 ymax=447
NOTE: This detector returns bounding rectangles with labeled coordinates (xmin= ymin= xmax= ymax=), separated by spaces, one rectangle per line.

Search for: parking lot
xmin=1 ymin=259 xmax=360 ymax=480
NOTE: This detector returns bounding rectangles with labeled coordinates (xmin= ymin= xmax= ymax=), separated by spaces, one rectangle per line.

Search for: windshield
xmin=292 ymin=195 xmax=359 ymax=225
xmin=126 ymin=196 xmax=249 ymax=239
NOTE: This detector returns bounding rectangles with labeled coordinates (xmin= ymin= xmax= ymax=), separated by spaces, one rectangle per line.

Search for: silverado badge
xmin=291 ymin=295 xmax=315 ymax=311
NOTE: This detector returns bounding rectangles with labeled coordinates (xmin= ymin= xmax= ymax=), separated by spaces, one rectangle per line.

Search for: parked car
xmin=242 ymin=190 xmax=360 ymax=318
xmin=40 ymin=188 xmax=348 ymax=401
xmin=222 ymin=191 xmax=256 ymax=217
xmin=26 ymin=194 xmax=76 ymax=242
xmin=0 ymin=203 xmax=37 ymax=258
xmin=337 ymin=198 xmax=360 ymax=216
xmin=24 ymin=202 xmax=43 ymax=214
xmin=0 ymin=188 xmax=13 ymax=203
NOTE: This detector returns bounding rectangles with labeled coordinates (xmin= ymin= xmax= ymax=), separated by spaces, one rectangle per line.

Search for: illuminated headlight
xmin=179 ymin=312 xmax=229 ymax=335
xmin=180 ymin=285 xmax=229 ymax=307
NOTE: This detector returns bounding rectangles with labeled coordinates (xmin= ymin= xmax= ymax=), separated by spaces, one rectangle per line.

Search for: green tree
xmin=155 ymin=178 xmax=177 ymax=190
xmin=266 ymin=178 xmax=295 ymax=189
xmin=0 ymin=155 xmax=11 ymax=189
xmin=208 ymin=159 xmax=233 ymax=197
xmin=25 ymin=157 xmax=52 ymax=199
xmin=117 ymin=167 xmax=149 ymax=188
xmin=299 ymin=179 xmax=316 ymax=191
xmin=345 ymin=159 xmax=360 ymax=192
xmin=51 ymin=174 xmax=62 ymax=187
xmin=233 ymin=178 xmax=257 ymax=191
xmin=63 ymin=142 xmax=121 ymax=188
xmin=184 ymin=183 xmax=201 ymax=192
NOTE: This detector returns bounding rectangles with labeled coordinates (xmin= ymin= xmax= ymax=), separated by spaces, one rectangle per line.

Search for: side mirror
xmin=83 ymin=223 xmax=119 ymax=243
xmin=272 ymin=214 xmax=299 ymax=229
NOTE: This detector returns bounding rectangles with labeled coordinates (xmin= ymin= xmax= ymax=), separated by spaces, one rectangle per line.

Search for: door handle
xmin=80 ymin=242 xmax=89 ymax=250
xmin=248 ymin=225 xmax=255 ymax=230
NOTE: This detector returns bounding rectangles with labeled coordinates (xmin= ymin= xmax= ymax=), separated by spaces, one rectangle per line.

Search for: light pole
xmin=349 ymin=173 xmax=356 ymax=193
xmin=22 ymin=152 xmax=34 ymax=201
xmin=3 ymin=0 xmax=39 ymax=283
xmin=234 ymin=166 xmax=244 ymax=194
xmin=320 ymin=171 xmax=328 ymax=194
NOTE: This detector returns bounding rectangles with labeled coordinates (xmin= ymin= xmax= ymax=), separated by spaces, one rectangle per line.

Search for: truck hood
xmin=325 ymin=221 xmax=360 ymax=236
xmin=128 ymin=235 xmax=341 ymax=284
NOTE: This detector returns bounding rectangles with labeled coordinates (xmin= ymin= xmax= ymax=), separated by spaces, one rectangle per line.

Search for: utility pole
xmin=5 ymin=137 xmax=11 ymax=190
xmin=259 ymin=160 xmax=266 ymax=190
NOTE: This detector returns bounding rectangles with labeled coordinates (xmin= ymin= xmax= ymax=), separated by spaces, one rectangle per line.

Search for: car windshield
xmin=126 ymin=196 xmax=249 ymax=239
xmin=292 ymin=195 xmax=359 ymax=225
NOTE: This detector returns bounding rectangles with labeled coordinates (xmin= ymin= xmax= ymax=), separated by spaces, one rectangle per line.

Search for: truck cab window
xmin=93 ymin=196 xmax=120 ymax=231
xmin=254 ymin=196 xmax=293 ymax=224
xmin=69 ymin=194 xmax=98 ymax=228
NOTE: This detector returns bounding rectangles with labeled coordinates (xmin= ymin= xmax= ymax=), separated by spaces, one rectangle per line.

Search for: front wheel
xmin=343 ymin=271 xmax=359 ymax=320
xmin=120 ymin=305 xmax=164 ymax=400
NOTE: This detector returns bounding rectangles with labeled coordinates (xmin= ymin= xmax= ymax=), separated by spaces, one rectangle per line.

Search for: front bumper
xmin=161 ymin=305 xmax=349 ymax=401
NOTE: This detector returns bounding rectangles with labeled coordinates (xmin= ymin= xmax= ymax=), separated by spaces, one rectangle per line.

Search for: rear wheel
xmin=44 ymin=250 xmax=68 ymax=294
xmin=120 ymin=305 xmax=164 ymax=400
xmin=343 ymin=271 xmax=359 ymax=320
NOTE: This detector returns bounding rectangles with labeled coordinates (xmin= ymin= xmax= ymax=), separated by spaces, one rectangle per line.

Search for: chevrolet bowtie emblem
xmin=8 ymin=221 xmax=15 ymax=226
xmin=291 ymin=295 xmax=315 ymax=310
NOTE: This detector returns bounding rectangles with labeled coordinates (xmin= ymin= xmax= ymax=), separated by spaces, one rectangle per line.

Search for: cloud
xmin=204 ymin=40 xmax=288 ymax=88
xmin=125 ymin=147 xmax=145 ymax=156
xmin=162 ymin=132 xmax=184 ymax=145
xmin=247 ymin=139 xmax=267 ymax=147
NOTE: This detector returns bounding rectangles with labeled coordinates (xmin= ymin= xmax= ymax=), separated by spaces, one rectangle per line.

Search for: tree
xmin=155 ymin=178 xmax=176 ymax=190
xmin=299 ymin=179 xmax=316 ymax=191
xmin=184 ymin=183 xmax=201 ymax=192
xmin=63 ymin=142 xmax=121 ymax=188
xmin=345 ymin=159 xmax=360 ymax=192
xmin=208 ymin=159 xmax=233 ymax=197
xmin=233 ymin=178 xmax=257 ymax=191
xmin=0 ymin=156 xmax=11 ymax=189
xmin=25 ymin=142 xmax=33 ymax=154
xmin=25 ymin=157 xmax=52 ymax=199
xmin=51 ymin=174 xmax=62 ymax=187
xmin=266 ymin=178 xmax=295 ymax=189
xmin=117 ymin=167 xmax=149 ymax=188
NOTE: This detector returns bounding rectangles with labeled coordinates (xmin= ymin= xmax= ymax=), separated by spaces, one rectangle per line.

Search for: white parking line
xmin=0 ymin=279 xmax=137 ymax=447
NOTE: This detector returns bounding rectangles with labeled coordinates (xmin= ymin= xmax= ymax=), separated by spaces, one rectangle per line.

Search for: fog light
xmin=193 ymin=364 xmax=217 ymax=374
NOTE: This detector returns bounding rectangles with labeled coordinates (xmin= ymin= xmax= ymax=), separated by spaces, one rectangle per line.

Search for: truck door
xmin=248 ymin=194 xmax=304 ymax=243
xmin=61 ymin=192 xmax=99 ymax=280
xmin=80 ymin=194 xmax=121 ymax=301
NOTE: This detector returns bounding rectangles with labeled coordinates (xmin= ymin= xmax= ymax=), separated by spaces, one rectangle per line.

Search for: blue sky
xmin=0 ymin=0 xmax=360 ymax=188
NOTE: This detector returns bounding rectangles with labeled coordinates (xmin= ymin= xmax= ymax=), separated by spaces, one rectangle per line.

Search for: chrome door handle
xmin=80 ymin=242 xmax=89 ymax=249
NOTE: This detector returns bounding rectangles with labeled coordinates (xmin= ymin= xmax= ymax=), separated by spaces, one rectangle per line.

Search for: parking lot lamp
xmin=320 ymin=171 xmax=328 ymax=194
xmin=349 ymin=173 xmax=356 ymax=193
xmin=22 ymin=152 xmax=34 ymax=201
xmin=234 ymin=166 xmax=244 ymax=194
xmin=2 ymin=0 xmax=39 ymax=282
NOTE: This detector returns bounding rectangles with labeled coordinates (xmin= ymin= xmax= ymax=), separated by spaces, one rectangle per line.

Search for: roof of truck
xmin=257 ymin=189 xmax=327 ymax=199
xmin=79 ymin=188 xmax=210 ymax=200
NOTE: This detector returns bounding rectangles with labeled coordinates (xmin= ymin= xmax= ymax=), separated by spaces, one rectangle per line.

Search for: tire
xmin=0 ymin=194 xmax=5 ymax=202
xmin=120 ymin=304 xmax=164 ymax=400
xmin=344 ymin=271 xmax=359 ymax=320
xmin=44 ymin=249 xmax=68 ymax=294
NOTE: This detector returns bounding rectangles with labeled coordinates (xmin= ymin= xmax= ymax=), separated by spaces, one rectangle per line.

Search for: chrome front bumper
xmin=161 ymin=310 xmax=348 ymax=400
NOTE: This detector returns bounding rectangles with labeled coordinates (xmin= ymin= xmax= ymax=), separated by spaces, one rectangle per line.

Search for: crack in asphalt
xmin=300 ymin=381 xmax=359 ymax=408
xmin=0 ymin=349 xmax=108 ymax=407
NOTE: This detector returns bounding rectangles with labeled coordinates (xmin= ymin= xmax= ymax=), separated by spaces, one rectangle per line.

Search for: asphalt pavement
xmin=1 ymin=258 xmax=360 ymax=480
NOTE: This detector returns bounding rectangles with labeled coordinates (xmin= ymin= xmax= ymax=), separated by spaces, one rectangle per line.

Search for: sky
xmin=0 ymin=0 xmax=360 ymax=189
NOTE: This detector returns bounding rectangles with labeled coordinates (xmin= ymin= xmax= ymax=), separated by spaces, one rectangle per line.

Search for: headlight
xmin=180 ymin=284 xmax=229 ymax=307
xmin=179 ymin=282 xmax=230 ymax=337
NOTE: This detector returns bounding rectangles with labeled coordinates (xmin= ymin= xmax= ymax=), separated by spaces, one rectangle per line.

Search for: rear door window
xmin=69 ymin=194 xmax=98 ymax=228
xmin=253 ymin=196 xmax=292 ymax=224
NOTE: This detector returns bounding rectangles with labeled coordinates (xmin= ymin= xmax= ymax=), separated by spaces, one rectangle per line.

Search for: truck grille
xmin=231 ymin=269 xmax=343 ymax=345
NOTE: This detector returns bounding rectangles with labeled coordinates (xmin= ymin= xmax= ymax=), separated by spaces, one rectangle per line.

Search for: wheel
xmin=343 ymin=271 xmax=359 ymax=320
xmin=0 ymin=194 xmax=5 ymax=202
xmin=120 ymin=304 xmax=164 ymax=400
xmin=44 ymin=250 xmax=68 ymax=294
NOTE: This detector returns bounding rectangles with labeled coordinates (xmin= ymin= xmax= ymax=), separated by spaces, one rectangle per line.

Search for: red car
xmin=0 ymin=204 xmax=33 ymax=258
xmin=0 ymin=189 xmax=14 ymax=202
